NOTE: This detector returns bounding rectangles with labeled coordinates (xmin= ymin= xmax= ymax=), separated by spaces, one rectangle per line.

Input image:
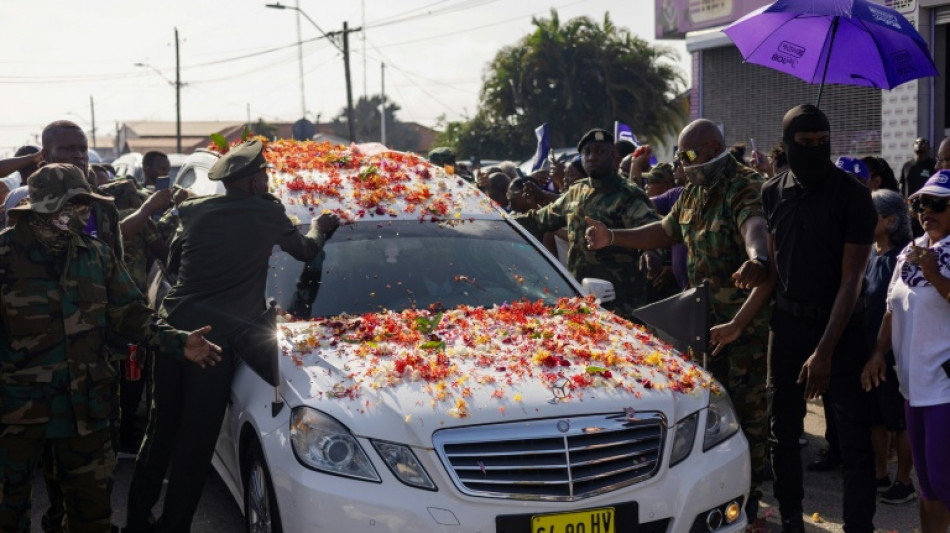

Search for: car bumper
xmin=260 ymin=426 xmax=750 ymax=533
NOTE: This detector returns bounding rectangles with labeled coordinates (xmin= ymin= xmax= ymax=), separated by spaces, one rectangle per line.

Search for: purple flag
xmin=614 ymin=121 xmax=657 ymax=166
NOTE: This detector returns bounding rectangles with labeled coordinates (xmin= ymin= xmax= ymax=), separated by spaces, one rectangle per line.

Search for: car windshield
xmin=266 ymin=219 xmax=578 ymax=319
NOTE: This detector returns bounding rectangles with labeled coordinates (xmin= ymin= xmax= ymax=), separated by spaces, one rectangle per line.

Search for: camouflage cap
xmin=9 ymin=163 xmax=112 ymax=215
xmin=645 ymin=162 xmax=675 ymax=183
xmin=576 ymin=129 xmax=614 ymax=152
xmin=427 ymin=146 xmax=456 ymax=167
xmin=209 ymin=140 xmax=268 ymax=181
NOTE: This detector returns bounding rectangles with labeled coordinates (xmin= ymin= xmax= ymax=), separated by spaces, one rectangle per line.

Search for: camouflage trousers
xmin=0 ymin=425 xmax=115 ymax=533
xmin=703 ymin=326 xmax=769 ymax=504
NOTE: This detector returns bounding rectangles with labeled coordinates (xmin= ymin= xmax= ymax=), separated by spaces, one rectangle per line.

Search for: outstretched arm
xmin=584 ymin=217 xmax=674 ymax=251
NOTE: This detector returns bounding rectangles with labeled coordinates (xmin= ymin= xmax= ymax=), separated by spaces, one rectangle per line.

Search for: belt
xmin=775 ymin=294 xmax=867 ymax=321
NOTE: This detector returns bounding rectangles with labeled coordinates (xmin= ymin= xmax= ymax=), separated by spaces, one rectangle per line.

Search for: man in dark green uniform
xmin=125 ymin=140 xmax=340 ymax=533
xmin=585 ymin=118 xmax=774 ymax=522
xmin=0 ymin=164 xmax=221 ymax=533
xmin=513 ymin=128 xmax=661 ymax=318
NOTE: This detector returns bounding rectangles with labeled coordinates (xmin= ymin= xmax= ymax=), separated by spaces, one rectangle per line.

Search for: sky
xmin=0 ymin=0 xmax=690 ymax=157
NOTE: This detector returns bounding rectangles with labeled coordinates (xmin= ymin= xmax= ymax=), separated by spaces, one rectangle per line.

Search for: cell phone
xmin=155 ymin=176 xmax=171 ymax=190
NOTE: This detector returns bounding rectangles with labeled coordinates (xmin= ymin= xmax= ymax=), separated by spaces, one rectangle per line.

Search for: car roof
xmin=260 ymin=140 xmax=503 ymax=224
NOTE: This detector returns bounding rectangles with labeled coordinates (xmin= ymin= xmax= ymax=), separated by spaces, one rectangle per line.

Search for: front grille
xmin=433 ymin=412 xmax=666 ymax=501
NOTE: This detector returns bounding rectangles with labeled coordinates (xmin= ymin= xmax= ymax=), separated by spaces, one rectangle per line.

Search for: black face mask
xmin=784 ymin=140 xmax=832 ymax=188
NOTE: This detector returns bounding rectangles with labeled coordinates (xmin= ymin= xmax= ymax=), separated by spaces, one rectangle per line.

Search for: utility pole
xmin=295 ymin=0 xmax=305 ymax=118
xmin=361 ymin=0 xmax=367 ymax=99
xmin=342 ymin=21 xmax=356 ymax=143
xmin=380 ymin=63 xmax=386 ymax=146
xmin=89 ymin=95 xmax=97 ymax=150
xmin=175 ymin=27 xmax=182 ymax=153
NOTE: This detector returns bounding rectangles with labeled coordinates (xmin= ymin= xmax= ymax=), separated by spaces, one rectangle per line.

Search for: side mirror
xmin=581 ymin=278 xmax=615 ymax=303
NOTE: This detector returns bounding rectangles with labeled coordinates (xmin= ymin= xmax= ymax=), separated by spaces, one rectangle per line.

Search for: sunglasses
xmin=674 ymin=141 xmax=712 ymax=164
xmin=911 ymin=196 xmax=949 ymax=214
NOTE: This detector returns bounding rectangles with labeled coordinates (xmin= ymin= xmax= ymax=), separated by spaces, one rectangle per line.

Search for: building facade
xmin=656 ymin=0 xmax=950 ymax=168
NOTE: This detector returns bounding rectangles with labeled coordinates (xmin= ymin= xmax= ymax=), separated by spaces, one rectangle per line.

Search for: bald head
xmin=678 ymin=119 xmax=725 ymax=158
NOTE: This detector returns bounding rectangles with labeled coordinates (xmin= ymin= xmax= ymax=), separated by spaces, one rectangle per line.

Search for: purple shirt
xmin=651 ymin=187 xmax=688 ymax=290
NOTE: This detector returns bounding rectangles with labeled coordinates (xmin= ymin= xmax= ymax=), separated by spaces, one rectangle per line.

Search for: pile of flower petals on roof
xmin=279 ymin=296 xmax=718 ymax=417
xmin=213 ymin=138 xmax=495 ymax=223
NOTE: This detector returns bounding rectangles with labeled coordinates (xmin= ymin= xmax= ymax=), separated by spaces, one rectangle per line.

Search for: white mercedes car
xmin=178 ymin=141 xmax=750 ymax=533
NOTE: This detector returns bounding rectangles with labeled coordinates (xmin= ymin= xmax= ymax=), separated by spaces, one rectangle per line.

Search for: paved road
xmin=31 ymin=456 xmax=243 ymax=532
xmin=756 ymin=399 xmax=919 ymax=533
xmin=30 ymin=399 xmax=918 ymax=532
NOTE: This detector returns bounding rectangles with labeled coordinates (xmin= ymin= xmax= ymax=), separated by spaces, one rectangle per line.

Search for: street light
xmin=265 ymin=2 xmax=359 ymax=142
xmin=134 ymin=27 xmax=182 ymax=153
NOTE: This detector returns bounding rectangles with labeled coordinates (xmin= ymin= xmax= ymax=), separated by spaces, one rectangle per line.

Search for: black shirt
xmin=900 ymin=157 xmax=936 ymax=198
xmin=761 ymin=168 xmax=876 ymax=307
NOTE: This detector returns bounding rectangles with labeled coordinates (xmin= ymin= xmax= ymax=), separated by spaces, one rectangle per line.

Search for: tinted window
xmin=267 ymin=220 xmax=577 ymax=318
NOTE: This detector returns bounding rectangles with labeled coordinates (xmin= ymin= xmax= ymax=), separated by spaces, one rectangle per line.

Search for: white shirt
xmin=887 ymin=234 xmax=950 ymax=406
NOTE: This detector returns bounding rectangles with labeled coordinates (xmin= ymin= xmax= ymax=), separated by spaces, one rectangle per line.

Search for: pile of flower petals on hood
xmin=279 ymin=296 xmax=717 ymax=417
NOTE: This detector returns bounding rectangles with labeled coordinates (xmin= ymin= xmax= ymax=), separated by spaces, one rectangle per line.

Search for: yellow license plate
xmin=531 ymin=507 xmax=615 ymax=533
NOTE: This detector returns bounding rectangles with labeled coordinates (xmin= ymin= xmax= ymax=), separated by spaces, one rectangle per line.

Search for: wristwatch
xmin=751 ymin=254 xmax=770 ymax=265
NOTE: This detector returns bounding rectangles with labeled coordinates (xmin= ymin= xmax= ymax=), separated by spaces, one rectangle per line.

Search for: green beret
xmin=209 ymin=140 xmax=268 ymax=181
xmin=10 ymin=163 xmax=112 ymax=215
xmin=576 ymin=129 xmax=614 ymax=152
xmin=427 ymin=146 xmax=456 ymax=167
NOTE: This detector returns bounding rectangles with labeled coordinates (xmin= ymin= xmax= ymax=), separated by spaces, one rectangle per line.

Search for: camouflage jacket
xmin=661 ymin=156 xmax=769 ymax=325
xmin=90 ymin=199 xmax=124 ymax=262
xmin=513 ymin=171 xmax=660 ymax=317
xmin=117 ymin=206 xmax=162 ymax=293
xmin=0 ymin=219 xmax=188 ymax=437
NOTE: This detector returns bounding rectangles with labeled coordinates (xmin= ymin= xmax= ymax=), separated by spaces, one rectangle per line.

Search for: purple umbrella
xmin=723 ymin=0 xmax=938 ymax=107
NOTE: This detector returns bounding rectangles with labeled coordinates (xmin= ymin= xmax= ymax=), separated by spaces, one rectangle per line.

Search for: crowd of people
xmin=0 ymin=106 xmax=947 ymax=533
xmin=459 ymin=105 xmax=949 ymax=533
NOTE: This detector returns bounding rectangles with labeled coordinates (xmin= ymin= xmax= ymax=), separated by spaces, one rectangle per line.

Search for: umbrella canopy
xmin=723 ymin=0 xmax=937 ymax=106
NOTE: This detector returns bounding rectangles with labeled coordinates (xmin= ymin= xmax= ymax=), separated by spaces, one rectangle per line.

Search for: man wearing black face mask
xmin=125 ymin=140 xmax=340 ymax=533
xmin=761 ymin=105 xmax=878 ymax=533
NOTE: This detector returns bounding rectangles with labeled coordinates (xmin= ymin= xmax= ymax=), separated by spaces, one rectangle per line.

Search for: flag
xmin=529 ymin=123 xmax=550 ymax=172
xmin=614 ymin=121 xmax=658 ymax=166
xmin=631 ymin=283 xmax=710 ymax=366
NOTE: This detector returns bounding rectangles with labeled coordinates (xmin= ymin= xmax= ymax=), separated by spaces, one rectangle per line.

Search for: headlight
xmin=372 ymin=440 xmax=437 ymax=491
xmin=669 ymin=411 xmax=698 ymax=467
xmin=703 ymin=390 xmax=741 ymax=451
xmin=290 ymin=407 xmax=380 ymax=482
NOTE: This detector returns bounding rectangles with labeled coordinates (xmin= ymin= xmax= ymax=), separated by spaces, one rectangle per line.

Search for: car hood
xmin=276 ymin=297 xmax=717 ymax=448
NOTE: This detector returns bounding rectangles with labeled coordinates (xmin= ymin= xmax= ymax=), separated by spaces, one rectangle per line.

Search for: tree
xmin=250 ymin=118 xmax=277 ymax=139
xmin=330 ymin=95 xmax=421 ymax=152
xmin=437 ymin=10 xmax=687 ymax=159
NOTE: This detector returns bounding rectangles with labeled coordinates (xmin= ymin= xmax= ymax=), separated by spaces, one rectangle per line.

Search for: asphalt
xmin=755 ymin=398 xmax=920 ymax=533
xmin=28 ymin=398 xmax=919 ymax=532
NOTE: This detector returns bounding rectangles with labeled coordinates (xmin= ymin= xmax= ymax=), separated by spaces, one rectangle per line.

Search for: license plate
xmin=531 ymin=507 xmax=615 ymax=533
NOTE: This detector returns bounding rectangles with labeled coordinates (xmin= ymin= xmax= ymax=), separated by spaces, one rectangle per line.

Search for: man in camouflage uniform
xmin=513 ymin=128 xmax=661 ymax=318
xmin=585 ymin=119 xmax=773 ymax=522
xmin=40 ymin=119 xmax=129 ymax=533
xmin=99 ymin=178 xmax=168 ymax=452
xmin=0 ymin=164 xmax=222 ymax=533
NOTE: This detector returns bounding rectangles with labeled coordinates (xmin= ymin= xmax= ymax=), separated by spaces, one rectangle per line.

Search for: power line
xmin=363 ymin=0 xmax=503 ymax=30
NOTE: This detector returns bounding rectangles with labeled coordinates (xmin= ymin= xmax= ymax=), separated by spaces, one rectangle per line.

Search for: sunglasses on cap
xmin=910 ymin=196 xmax=949 ymax=214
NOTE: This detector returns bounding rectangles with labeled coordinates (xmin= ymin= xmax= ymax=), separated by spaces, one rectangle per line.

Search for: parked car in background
xmin=159 ymin=139 xmax=750 ymax=533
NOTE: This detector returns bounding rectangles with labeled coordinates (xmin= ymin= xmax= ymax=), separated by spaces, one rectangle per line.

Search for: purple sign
xmin=655 ymin=0 xmax=773 ymax=39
